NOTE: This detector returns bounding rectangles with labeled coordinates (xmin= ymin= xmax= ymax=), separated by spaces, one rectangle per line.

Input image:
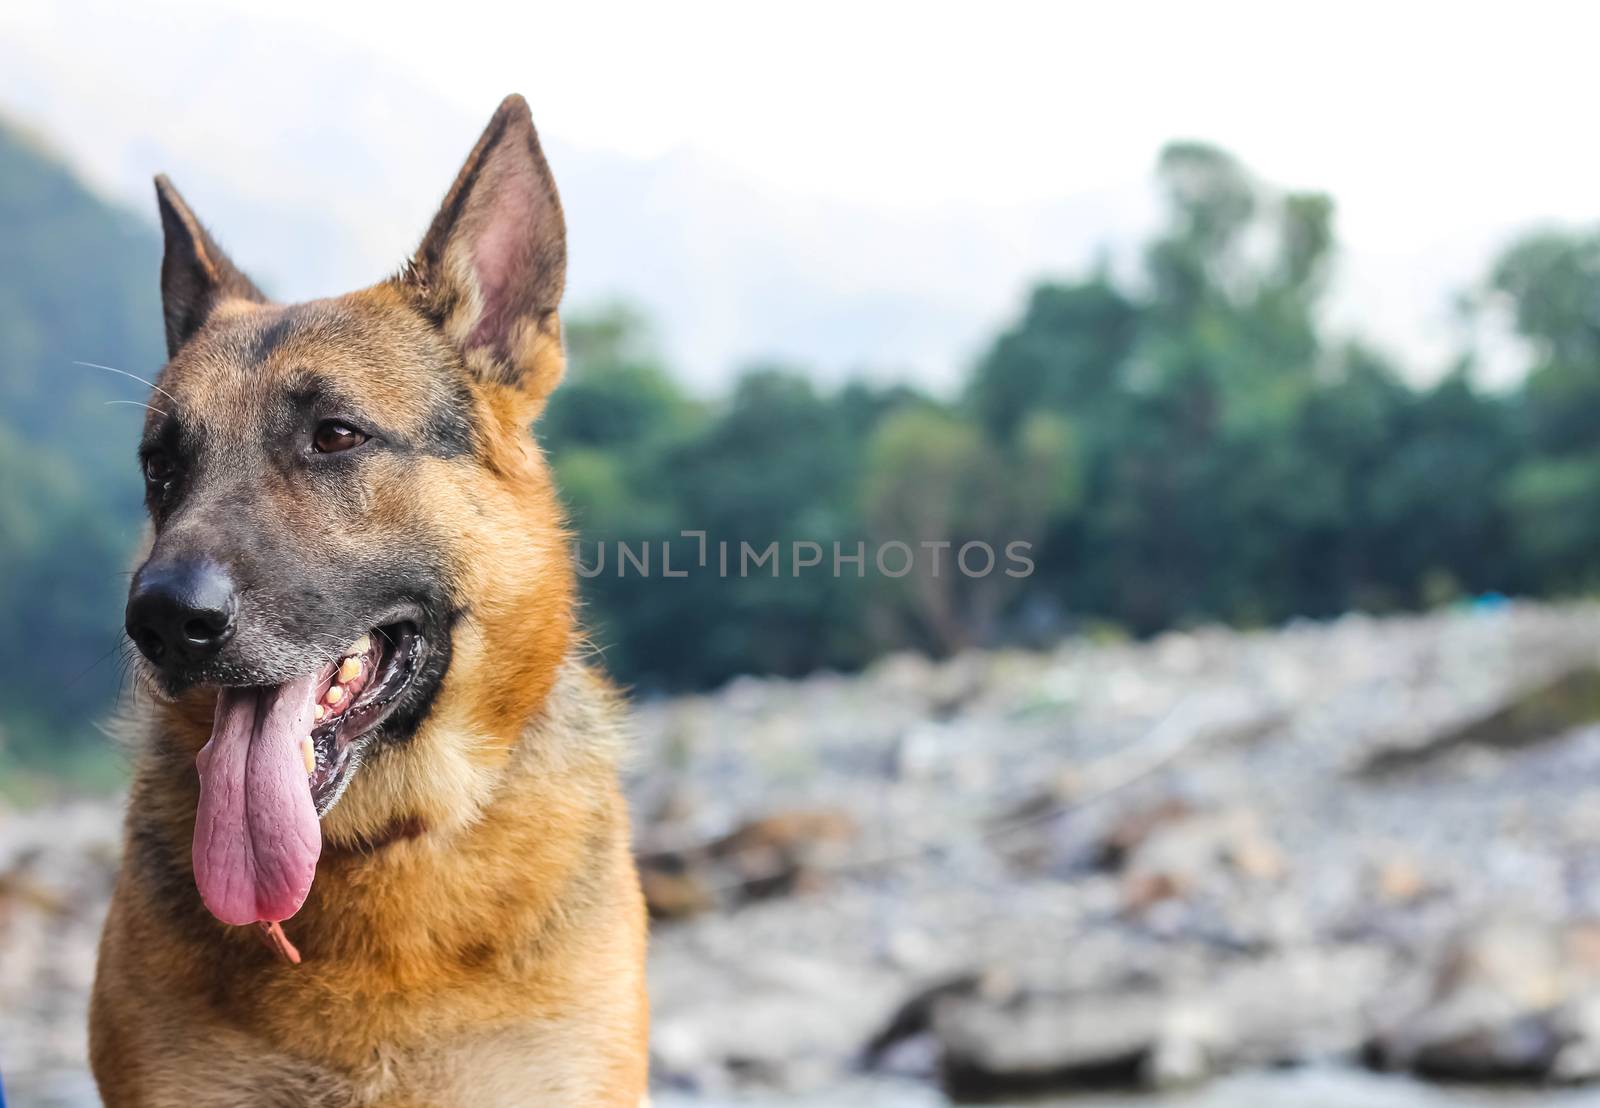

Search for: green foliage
xmin=1503 ymin=454 xmax=1600 ymax=589
xmin=545 ymin=355 xmax=912 ymax=688
xmin=860 ymin=406 xmax=1068 ymax=651
xmin=968 ymin=277 xmax=1138 ymax=439
xmin=1489 ymin=228 xmax=1600 ymax=587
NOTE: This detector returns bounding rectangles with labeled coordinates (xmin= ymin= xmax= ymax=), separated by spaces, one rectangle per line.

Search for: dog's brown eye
xmin=143 ymin=450 xmax=175 ymax=484
xmin=313 ymin=422 xmax=368 ymax=454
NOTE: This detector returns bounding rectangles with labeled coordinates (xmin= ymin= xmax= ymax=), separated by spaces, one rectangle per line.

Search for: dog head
xmin=125 ymin=96 xmax=574 ymax=889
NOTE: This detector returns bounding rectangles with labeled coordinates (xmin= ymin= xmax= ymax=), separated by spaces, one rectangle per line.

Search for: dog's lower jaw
xmin=315 ymin=714 xmax=504 ymax=850
xmin=317 ymin=619 xmax=565 ymax=850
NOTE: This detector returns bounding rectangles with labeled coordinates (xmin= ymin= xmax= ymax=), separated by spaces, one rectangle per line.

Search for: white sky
xmin=185 ymin=0 xmax=1598 ymax=217
xmin=5 ymin=0 xmax=1598 ymax=385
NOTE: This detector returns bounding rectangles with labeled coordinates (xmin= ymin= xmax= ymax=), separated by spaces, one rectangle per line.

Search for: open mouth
xmin=304 ymin=621 xmax=424 ymax=812
xmin=189 ymin=619 xmax=428 ymax=928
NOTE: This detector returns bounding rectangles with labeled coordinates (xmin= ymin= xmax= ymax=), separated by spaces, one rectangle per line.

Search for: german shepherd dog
xmin=89 ymin=96 xmax=649 ymax=1106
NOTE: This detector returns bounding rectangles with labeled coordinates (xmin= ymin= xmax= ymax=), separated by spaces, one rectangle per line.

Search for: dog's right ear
xmin=154 ymin=175 xmax=266 ymax=357
xmin=400 ymin=94 xmax=566 ymax=405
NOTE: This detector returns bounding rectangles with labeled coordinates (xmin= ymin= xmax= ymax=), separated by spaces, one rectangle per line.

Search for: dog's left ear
xmin=403 ymin=94 xmax=566 ymax=403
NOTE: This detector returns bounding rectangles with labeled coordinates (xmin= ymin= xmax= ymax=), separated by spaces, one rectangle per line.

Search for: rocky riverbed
xmin=8 ymin=602 xmax=1600 ymax=1105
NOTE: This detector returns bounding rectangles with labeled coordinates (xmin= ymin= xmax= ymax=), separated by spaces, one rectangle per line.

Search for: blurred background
xmin=8 ymin=1 xmax=1600 ymax=1104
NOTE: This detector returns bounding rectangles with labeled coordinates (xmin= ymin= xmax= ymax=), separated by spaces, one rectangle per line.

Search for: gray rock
xmin=1366 ymin=917 xmax=1600 ymax=1082
xmin=932 ymin=985 xmax=1225 ymax=1097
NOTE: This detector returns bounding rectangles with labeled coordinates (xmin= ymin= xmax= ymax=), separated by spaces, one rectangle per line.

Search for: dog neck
xmin=327 ymin=813 xmax=430 ymax=854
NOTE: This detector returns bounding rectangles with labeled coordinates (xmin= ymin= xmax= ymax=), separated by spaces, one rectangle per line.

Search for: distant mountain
xmin=0 ymin=117 xmax=161 ymax=755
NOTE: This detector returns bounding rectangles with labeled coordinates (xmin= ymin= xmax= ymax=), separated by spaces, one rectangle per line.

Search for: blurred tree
xmin=649 ymin=367 xmax=878 ymax=684
xmin=542 ymin=305 xmax=697 ymax=458
xmin=1035 ymin=143 xmax=1341 ymax=631
xmin=1366 ymin=370 xmax=1519 ymax=604
xmin=862 ymin=405 xmax=1075 ymax=653
xmin=1492 ymin=231 xmax=1600 ymax=458
xmin=1491 ymin=228 xmax=1600 ymax=587
xmin=968 ymin=276 xmax=1139 ymax=440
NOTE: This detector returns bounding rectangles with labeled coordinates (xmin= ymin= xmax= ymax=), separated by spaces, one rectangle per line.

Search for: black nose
xmin=125 ymin=559 xmax=239 ymax=667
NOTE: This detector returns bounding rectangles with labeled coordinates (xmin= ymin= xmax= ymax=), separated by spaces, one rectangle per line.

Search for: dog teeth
xmin=351 ymin=635 xmax=371 ymax=655
xmin=314 ymin=704 xmax=326 ymax=722
xmin=301 ymin=736 xmax=316 ymax=776
xmin=325 ymin=685 xmax=344 ymax=706
xmin=339 ymin=657 xmax=362 ymax=682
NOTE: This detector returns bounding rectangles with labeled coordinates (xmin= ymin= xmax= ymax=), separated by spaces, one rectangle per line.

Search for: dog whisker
xmin=75 ymin=360 xmax=179 ymax=405
xmin=68 ymin=635 xmax=138 ymax=689
xmin=105 ymin=400 xmax=169 ymax=417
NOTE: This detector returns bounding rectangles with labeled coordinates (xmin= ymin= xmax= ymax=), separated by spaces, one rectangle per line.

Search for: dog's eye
xmin=313 ymin=421 xmax=369 ymax=454
xmin=143 ymin=449 xmax=175 ymax=485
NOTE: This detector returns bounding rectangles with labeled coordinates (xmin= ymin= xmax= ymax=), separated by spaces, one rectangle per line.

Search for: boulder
xmin=932 ymin=985 xmax=1223 ymax=1098
xmin=636 ymin=806 xmax=858 ymax=920
xmin=1367 ymin=917 xmax=1600 ymax=1082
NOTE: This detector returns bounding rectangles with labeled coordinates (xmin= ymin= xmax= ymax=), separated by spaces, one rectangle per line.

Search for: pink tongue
xmin=192 ymin=673 xmax=323 ymax=926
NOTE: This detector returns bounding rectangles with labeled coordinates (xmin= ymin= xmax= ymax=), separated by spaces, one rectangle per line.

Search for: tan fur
xmin=93 ymin=663 xmax=647 ymax=1107
xmin=91 ymin=97 xmax=648 ymax=1106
